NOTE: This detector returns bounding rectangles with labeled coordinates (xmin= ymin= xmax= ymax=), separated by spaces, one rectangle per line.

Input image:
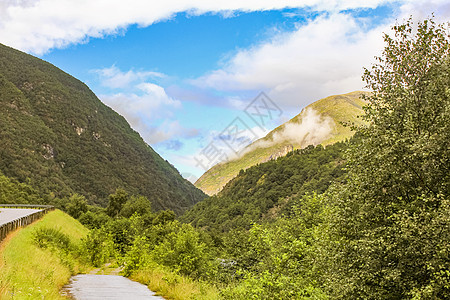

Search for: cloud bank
xmin=93 ymin=65 xmax=165 ymax=89
xmin=189 ymin=0 xmax=450 ymax=109
xmin=238 ymin=108 xmax=334 ymax=157
xmin=193 ymin=13 xmax=387 ymax=109
xmin=0 ymin=0 xmax=392 ymax=55
xmin=96 ymin=66 xmax=198 ymax=145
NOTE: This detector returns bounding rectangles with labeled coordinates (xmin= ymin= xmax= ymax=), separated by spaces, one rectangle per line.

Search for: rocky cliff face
xmin=266 ymin=145 xmax=294 ymax=162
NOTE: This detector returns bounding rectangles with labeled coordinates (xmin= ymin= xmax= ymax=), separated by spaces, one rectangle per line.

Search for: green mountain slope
xmin=195 ymin=91 xmax=369 ymax=195
xmin=0 ymin=171 xmax=42 ymax=205
xmin=0 ymin=43 xmax=205 ymax=213
xmin=182 ymin=142 xmax=347 ymax=233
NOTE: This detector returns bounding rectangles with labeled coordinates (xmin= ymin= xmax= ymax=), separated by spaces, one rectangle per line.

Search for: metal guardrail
xmin=0 ymin=204 xmax=54 ymax=209
xmin=0 ymin=204 xmax=55 ymax=242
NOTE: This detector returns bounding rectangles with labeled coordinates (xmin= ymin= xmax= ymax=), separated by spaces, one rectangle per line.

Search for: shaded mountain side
xmin=182 ymin=142 xmax=347 ymax=233
xmin=0 ymin=171 xmax=42 ymax=205
xmin=195 ymin=91 xmax=369 ymax=195
xmin=0 ymin=43 xmax=205 ymax=213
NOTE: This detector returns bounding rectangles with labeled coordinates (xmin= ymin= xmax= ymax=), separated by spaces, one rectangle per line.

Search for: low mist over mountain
xmin=0 ymin=43 xmax=205 ymax=213
xmin=195 ymin=91 xmax=369 ymax=195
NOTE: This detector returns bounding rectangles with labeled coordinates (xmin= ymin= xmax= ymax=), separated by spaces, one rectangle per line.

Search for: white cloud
xmin=99 ymin=80 xmax=185 ymax=144
xmin=270 ymin=108 xmax=333 ymax=145
xmin=398 ymin=0 xmax=450 ymax=22
xmin=188 ymin=1 xmax=450 ymax=110
xmin=94 ymin=65 xmax=165 ymax=89
xmin=194 ymin=13 xmax=387 ymax=109
xmin=237 ymin=107 xmax=333 ymax=157
xmin=175 ymin=108 xmax=331 ymax=175
xmin=100 ymin=82 xmax=180 ymax=116
xmin=192 ymin=123 xmax=270 ymax=166
xmin=94 ymin=65 xmax=199 ymax=145
xmin=145 ymin=120 xmax=199 ymax=145
xmin=0 ymin=0 xmax=391 ymax=54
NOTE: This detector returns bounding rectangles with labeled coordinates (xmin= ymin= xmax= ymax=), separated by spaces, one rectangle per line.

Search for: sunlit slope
xmin=0 ymin=210 xmax=88 ymax=299
xmin=195 ymin=91 xmax=369 ymax=195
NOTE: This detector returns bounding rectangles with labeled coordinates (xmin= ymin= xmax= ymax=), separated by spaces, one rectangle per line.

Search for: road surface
xmin=0 ymin=208 xmax=43 ymax=226
xmin=64 ymin=274 xmax=165 ymax=299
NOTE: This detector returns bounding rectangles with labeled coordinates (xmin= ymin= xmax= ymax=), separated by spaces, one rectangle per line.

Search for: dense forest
xmin=182 ymin=141 xmax=347 ymax=233
xmin=0 ymin=43 xmax=205 ymax=213
xmin=2 ymin=17 xmax=449 ymax=300
xmin=0 ymin=171 xmax=42 ymax=204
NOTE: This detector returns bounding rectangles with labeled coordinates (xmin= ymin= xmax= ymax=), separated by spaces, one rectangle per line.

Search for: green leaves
xmin=221 ymin=193 xmax=329 ymax=299
xmin=329 ymin=17 xmax=450 ymax=299
xmin=151 ymin=223 xmax=212 ymax=278
xmin=106 ymin=188 xmax=129 ymax=218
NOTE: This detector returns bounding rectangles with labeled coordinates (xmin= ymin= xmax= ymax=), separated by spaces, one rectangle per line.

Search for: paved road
xmin=64 ymin=274 xmax=165 ymax=299
xmin=0 ymin=208 xmax=43 ymax=226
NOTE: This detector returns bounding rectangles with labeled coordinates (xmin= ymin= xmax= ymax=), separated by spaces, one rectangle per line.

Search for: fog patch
xmin=237 ymin=108 xmax=334 ymax=158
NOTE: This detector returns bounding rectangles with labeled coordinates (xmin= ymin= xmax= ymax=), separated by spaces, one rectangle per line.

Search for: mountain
xmin=182 ymin=142 xmax=347 ymax=233
xmin=0 ymin=43 xmax=205 ymax=213
xmin=195 ymin=91 xmax=369 ymax=195
xmin=0 ymin=171 xmax=42 ymax=205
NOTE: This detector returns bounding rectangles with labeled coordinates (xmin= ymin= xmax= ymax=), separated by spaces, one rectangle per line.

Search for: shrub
xmin=33 ymin=227 xmax=71 ymax=250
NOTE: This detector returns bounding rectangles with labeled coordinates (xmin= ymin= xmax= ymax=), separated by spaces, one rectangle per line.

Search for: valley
xmin=0 ymin=14 xmax=449 ymax=300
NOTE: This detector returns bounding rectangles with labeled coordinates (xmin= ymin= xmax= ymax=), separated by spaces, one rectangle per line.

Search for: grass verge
xmin=0 ymin=209 xmax=89 ymax=299
xmin=130 ymin=264 xmax=219 ymax=300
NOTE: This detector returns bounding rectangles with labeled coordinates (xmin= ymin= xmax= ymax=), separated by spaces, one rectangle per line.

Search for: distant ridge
xmin=195 ymin=91 xmax=369 ymax=195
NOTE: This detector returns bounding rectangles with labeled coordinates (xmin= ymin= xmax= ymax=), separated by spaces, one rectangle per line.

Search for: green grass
xmin=130 ymin=264 xmax=219 ymax=300
xmin=0 ymin=209 xmax=89 ymax=299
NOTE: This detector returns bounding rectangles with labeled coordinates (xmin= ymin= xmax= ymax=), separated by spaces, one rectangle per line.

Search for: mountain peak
xmin=195 ymin=91 xmax=369 ymax=195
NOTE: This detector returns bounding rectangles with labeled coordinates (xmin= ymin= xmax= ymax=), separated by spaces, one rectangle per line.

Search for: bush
xmin=78 ymin=210 xmax=110 ymax=229
xmin=65 ymin=194 xmax=88 ymax=219
xmin=151 ymin=223 xmax=216 ymax=278
xmin=33 ymin=227 xmax=71 ymax=250
xmin=81 ymin=228 xmax=116 ymax=267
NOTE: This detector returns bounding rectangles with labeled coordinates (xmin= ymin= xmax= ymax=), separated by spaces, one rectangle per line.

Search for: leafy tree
xmin=151 ymin=222 xmax=214 ymax=278
xmin=221 ymin=193 xmax=328 ymax=299
xmin=106 ymin=188 xmax=129 ymax=218
xmin=81 ymin=228 xmax=116 ymax=267
xmin=65 ymin=194 xmax=88 ymax=219
xmin=78 ymin=210 xmax=110 ymax=229
xmin=328 ymin=17 xmax=450 ymax=299
xmin=119 ymin=195 xmax=152 ymax=218
xmin=105 ymin=217 xmax=133 ymax=255
xmin=152 ymin=209 xmax=176 ymax=225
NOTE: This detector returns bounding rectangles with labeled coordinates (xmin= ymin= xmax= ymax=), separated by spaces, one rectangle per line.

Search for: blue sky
xmin=1 ymin=0 xmax=448 ymax=181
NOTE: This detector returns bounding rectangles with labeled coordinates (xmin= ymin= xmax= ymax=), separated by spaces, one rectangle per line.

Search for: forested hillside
xmin=182 ymin=142 xmax=347 ymax=233
xmin=0 ymin=171 xmax=42 ymax=204
xmin=0 ymin=43 xmax=205 ymax=213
